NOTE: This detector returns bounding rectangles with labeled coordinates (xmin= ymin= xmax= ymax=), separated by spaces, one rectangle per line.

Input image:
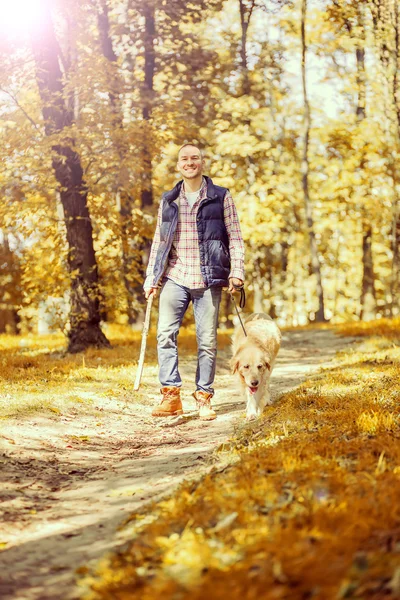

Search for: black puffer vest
xmin=152 ymin=176 xmax=230 ymax=287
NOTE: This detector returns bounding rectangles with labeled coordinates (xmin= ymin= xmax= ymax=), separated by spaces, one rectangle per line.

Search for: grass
xmin=0 ymin=325 xmax=233 ymax=420
xmin=77 ymin=319 xmax=400 ymax=600
xmin=338 ymin=316 xmax=400 ymax=339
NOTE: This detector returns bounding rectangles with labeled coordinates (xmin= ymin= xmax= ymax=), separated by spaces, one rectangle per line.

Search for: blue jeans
xmin=157 ymin=279 xmax=222 ymax=394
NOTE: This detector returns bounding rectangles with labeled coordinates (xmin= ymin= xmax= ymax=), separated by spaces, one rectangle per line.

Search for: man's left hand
xmin=228 ymin=277 xmax=244 ymax=293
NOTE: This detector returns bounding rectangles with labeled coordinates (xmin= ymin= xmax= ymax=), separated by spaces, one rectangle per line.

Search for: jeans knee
xmin=197 ymin=336 xmax=217 ymax=352
xmin=157 ymin=325 xmax=178 ymax=348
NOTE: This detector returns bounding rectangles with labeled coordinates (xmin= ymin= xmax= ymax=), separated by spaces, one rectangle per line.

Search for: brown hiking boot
xmin=193 ymin=390 xmax=217 ymax=421
xmin=152 ymin=386 xmax=183 ymax=417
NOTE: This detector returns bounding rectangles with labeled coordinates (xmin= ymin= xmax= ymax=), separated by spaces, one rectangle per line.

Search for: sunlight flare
xmin=0 ymin=0 xmax=47 ymax=39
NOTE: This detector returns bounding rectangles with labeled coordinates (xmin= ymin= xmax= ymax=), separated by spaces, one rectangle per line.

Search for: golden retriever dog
xmin=231 ymin=313 xmax=281 ymax=420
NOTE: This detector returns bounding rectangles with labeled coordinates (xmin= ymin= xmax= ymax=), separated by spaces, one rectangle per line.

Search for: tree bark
xmin=0 ymin=234 xmax=20 ymax=334
xmin=220 ymin=293 xmax=234 ymax=329
xmin=265 ymin=247 xmax=277 ymax=319
xmin=97 ymin=0 xmax=146 ymax=324
xmin=141 ymin=2 xmax=156 ymax=208
xmin=356 ymin=46 xmax=366 ymax=121
xmin=360 ymin=223 xmax=377 ymax=320
xmin=356 ymin=12 xmax=376 ymax=320
xmin=31 ymin=3 xmax=110 ymax=352
xmin=395 ymin=0 xmax=400 ymax=132
xmin=391 ymin=0 xmax=400 ymax=312
xmin=135 ymin=2 xmax=157 ymax=325
xmin=301 ymin=0 xmax=325 ymax=322
xmin=253 ymin=257 xmax=264 ymax=313
xmin=238 ymin=0 xmax=255 ymax=96
xmin=371 ymin=0 xmax=400 ymax=314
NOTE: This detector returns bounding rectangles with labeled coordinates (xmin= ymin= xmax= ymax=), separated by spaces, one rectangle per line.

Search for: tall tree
xmin=355 ymin=10 xmax=376 ymax=320
xmin=392 ymin=0 xmax=400 ymax=309
xmin=301 ymin=0 xmax=325 ymax=321
xmin=31 ymin=2 xmax=110 ymax=352
xmin=238 ymin=0 xmax=256 ymax=95
xmin=97 ymin=0 xmax=144 ymax=323
xmin=371 ymin=0 xmax=399 ymax=314
xmin=395 ymin=0 xmax=400 ymax=131
xmin=140 ymin=0 xmax=156 ymax=208
xmin=0 ymin=232 xmax=21 ymax=334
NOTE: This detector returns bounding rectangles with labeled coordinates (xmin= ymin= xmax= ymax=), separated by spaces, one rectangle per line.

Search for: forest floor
xmin=0 ymin=324 xmax=359 ymax=600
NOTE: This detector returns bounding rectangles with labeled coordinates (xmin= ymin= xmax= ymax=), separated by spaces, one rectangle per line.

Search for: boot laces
xmin=194 ymin=391 xmax=212 ymax=407
xmin=161 ymin=388 xmax=179 ymax=402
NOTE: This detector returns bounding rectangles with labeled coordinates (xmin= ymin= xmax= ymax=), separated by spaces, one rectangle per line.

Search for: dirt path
xmin=0 ymin=329 xmax=356 ymax=600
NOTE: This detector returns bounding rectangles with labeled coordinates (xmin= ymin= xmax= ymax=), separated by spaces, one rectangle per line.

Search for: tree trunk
xmin=134 ymin=1 xmax=157 ymax=325
xmin=31 ymin=4 xmax=109 ymax=352
xmin=0 ymin=234 xmax=20 ymax=334
xmin=281 ymin=240 xmax=289 ymax=273
xmin=141 ymin=2 xmax=156 ymax=208
xmin=370 ymin=0 xmax=398 ymax=314
xmin=391 ymin=0 xmax=400 ymax=312
xmin=360 ymin=222 xmax=377 ymax=320
xmin=265 ymin=247 xmax=277 ymax=319
xmin=220 ymin=292 xmax=234 ymax=329
xmin=238 ymin=0 xmax=255 ymax=96
xmin=253 ymin=257 xmax=263 ymax=313
xmin=356 ymin=17 xmax=377 ymax=320
xmin=356 ymin=46 xmax=366 ymax=121
xmin=300 ymin=0 xmax=325 ymax=322
xmin=395 ymin=0 xmax=400 ymax=132
xmin=98 ymin=0 xmax=145 ymax=324
xmin=391 ymin=198 xmax=400 ymax=314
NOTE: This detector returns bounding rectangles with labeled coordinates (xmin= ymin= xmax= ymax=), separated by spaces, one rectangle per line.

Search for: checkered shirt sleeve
xmin=144 ymin=201 xmax=163 ymax=291
xmin=223 ymin=190 xmax=245 ymax=282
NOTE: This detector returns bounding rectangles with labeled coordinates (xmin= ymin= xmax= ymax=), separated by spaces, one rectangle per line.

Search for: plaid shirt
xmin=144 ymin=178 xmax=245 ymax=290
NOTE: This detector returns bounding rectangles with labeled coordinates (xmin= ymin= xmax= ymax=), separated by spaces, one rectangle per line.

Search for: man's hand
xmin=144 ymin=287 xmax=159 ymax=300
xmin=228 ymin=277 xmax=244 ymax=294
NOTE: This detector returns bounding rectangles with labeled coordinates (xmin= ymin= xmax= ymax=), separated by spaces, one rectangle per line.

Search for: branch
xmin=0 ymin=86 xmax=40 ymax=130
xmin=248 ymin=0 xmax=257 ymax=23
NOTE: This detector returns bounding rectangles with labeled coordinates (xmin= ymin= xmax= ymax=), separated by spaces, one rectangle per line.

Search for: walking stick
xmin=133 ymin=293 xmax=154 ymax=391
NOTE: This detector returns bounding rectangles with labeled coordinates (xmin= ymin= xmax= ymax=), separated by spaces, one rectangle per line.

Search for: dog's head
xmin=231 ymin=347 xmax=271 ymax=395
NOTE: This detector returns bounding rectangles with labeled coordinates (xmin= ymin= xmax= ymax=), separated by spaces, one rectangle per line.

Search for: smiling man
xmin=144 ymin=143 xmax=245 ymax=420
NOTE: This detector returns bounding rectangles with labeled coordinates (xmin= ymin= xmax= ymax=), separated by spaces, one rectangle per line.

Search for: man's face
xmin=177 ymin=146 xmax=204 ymax=179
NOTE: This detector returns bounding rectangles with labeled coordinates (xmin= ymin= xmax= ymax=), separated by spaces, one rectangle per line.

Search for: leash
xmin=230 ymin=283 xmax=247 ymax=337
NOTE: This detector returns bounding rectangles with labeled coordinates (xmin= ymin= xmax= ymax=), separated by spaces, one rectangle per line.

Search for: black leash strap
xmin=230 ymin=283 xmax=247 ymax=337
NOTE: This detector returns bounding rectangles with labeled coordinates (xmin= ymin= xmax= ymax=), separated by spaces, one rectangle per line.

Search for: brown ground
xmin=0 ymin=329 xmax=356 ymax=600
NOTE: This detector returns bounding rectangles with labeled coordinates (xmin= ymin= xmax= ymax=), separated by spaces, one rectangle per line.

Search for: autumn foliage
xmin=0 ymin=0 xmax=399 ymax=344
xmin=80 ymin=320 xmax=400 ymax=600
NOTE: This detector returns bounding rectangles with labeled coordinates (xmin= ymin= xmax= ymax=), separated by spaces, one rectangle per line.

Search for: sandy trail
xmin=0 ymin=329 xmax=356 ymax=600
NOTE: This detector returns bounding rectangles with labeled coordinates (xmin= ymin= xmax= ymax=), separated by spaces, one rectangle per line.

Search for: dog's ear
xmin=230 ymin=355 xmax=239 ymax=374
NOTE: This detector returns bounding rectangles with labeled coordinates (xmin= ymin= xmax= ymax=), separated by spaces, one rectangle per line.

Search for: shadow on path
xmin=0 ymin=329 xmax=357 ymax=600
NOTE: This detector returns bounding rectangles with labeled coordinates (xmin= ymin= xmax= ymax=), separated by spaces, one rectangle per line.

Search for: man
xmin=144 ymin=143 xmax=244 ymax=420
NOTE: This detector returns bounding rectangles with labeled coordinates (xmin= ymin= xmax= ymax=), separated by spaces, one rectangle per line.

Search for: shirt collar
xmin=180 ymin=176 xmax=207 ymax=200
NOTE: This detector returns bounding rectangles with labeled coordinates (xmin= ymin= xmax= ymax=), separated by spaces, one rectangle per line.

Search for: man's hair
xmin=178 ymin=143 xmax=203 ymax=159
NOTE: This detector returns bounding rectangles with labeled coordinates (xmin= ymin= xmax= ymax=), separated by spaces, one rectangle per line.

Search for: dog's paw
xmin=246 ymin=412 xmax=258 ymax=421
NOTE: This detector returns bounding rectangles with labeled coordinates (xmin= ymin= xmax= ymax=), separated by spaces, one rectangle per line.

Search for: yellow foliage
xmin=356 ymin=410 xmax=395 ymax=434
xmin=0 ymin=326 xmax=232 ymax=420
xmin=80 ymin=321 xmax=400 ymax=600
xmin=338 ymin=317 xmax=400 ymax=340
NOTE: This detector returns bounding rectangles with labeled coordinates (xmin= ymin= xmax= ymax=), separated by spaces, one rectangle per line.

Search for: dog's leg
xmin=262 ymin=381 xmax=272 ymax=408
xmin=246 ymin=390 xmax=259 ymax=421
